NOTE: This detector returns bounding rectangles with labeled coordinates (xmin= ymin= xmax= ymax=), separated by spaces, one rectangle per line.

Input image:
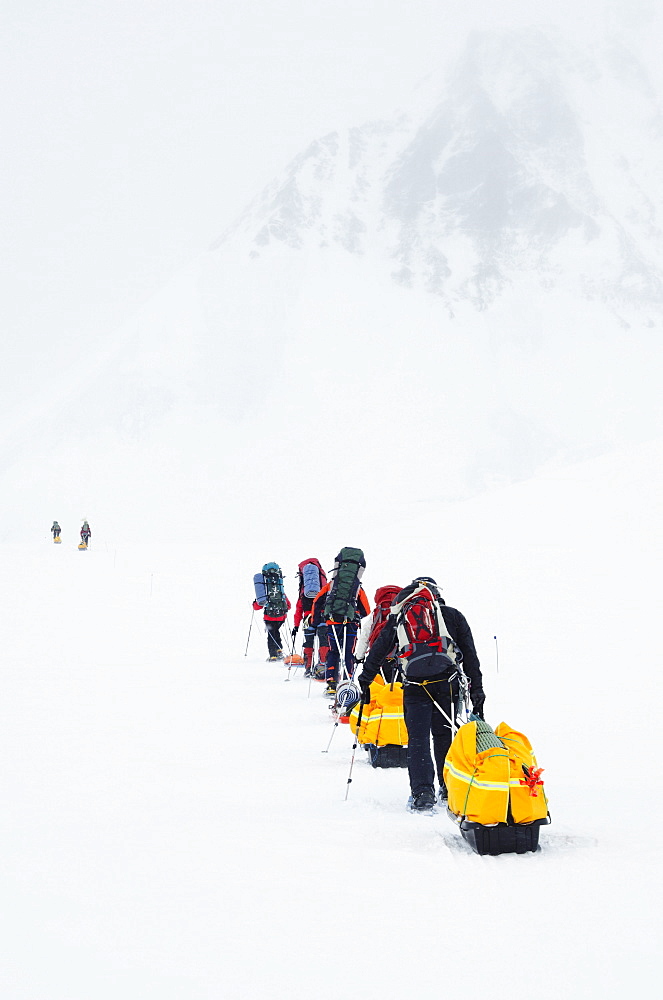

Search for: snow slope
xmin=4 ymin=237 xmax=662 ymax=548
xmin=1 ymin=438 xmax=660 ymax=999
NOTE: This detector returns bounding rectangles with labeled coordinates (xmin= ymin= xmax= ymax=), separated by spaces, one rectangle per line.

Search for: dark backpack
xmin=394 ymin=583 xmax=457 ymax=678
xmin=324 ymin=547 xmax=366 ymax=622
xmin=262 ymin=562 xmax=287 ymax=617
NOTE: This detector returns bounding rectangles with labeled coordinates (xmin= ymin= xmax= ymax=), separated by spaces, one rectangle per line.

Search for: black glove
xmin=291 ymin=626 xmax=298 ymax=640
xmin=353 ymin=655 xmax=364 ymax=667
xmin=358 ymin=676 xmax=372 ymax=704
xmin=472 ymin=693 xmax=485 ymax=720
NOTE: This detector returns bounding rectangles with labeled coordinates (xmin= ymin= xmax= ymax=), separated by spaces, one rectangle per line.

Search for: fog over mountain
xmin=3 ymin=26 xmax=662 ymax=542
xmin=222 ymin=30 xmax=663 ymax=317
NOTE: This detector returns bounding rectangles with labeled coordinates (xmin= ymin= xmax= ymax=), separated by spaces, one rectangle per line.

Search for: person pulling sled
xmin=315 ymin=547 xmax=370 ymax=698
xmin=291 ymin=558 xmax=328 ymax=676
xmin=51 ymin=521 xmax=61 ymax=541
xmin=80 ymin=520 xmax=91 ymax=547
xmin=253 ymin=562 xmax=291 ymax=661
xmin=357 ymin=576 xmax=485 ymax=813
xmin=307 ymin=581 xmax=333 ymax=682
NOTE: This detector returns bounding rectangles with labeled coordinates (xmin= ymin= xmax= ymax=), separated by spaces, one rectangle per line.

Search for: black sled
xmin=448 ymin=809 xmax=550 ymax=855
xmin=367 ymin=743 xmax=408 ymax=769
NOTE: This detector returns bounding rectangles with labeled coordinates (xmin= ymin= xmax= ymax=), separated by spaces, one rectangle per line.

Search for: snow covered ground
xmin=1 ymin=438 xmax=660 ymax=998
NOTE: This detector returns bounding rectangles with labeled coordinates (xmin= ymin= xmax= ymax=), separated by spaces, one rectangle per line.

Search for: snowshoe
xmin=53 ymin=537 xmax=61 ymax=544
xmin=78 ymin=542 xmax=88 ymax=550
xmin=324 ymin=683 xmax=336 ymax=699
xmin=407 ymin=789 xmax=436 ymax=813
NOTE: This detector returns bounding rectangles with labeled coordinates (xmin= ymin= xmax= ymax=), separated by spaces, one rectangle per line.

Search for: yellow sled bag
xmin=444 ymin=720 xmax=550 ymax=855
xmin=348 ymin=677 xmax=409 ymax=769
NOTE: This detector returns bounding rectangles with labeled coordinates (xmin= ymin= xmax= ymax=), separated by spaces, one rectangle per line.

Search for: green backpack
xmin=262 ymin=562 xmax=287 ymax=617
xmin=324 ymin=547 xmax=366 ymax=622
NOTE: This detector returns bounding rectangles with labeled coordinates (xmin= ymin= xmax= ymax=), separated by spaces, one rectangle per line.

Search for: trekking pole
xmin=291 ymin=654 xmax=304 ymax=679
xmin=341 ymin=627 xmax=349 ymax=683
xmin=273 ymin=624 xmax=286 ymax=663
xmin=328 ymin=621 xmax=344 ymax=691
xmin=307 ymin=632 xmax=317 ymax=699
xmin=284 ymin=644 xmax=297 ymax=681
xmin=458 ymin=660 xmax=471 ymax=721
xmin=450 ymin=677 xmax=459 ymax=738
xmin=290 ymin=623 xmax=306 ymax=678
xmin=283 ymin=619 xmax=298 ymax=681
xmin=322 ymin=713 xmax=342 ymax=753
xmin=244 ymin=610 xmax=255 ymax=657
xmin=284 ymin=624 xmax=292 ymax=680
xmin=344 ymin=699 xmax=366 ymax=800
xmin=494 ymin=635 xmax=499 ymax=673
xmin=284 ymin=615 xmax=295 ymax=656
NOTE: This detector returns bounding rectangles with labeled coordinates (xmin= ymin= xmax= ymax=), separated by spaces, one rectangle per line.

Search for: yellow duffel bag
xmin=443 ymin=719 xmax=550 ymax=855
xmin=348 ymin=677 xmax=409 ymax=768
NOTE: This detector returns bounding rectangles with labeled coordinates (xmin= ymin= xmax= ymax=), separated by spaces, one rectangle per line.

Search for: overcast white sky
xmin=1 ymin=0 xmax=659 ymax=385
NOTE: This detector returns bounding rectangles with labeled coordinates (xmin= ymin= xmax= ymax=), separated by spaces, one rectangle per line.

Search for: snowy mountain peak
xmin=216 ymin=29 xmax=663 ymax=315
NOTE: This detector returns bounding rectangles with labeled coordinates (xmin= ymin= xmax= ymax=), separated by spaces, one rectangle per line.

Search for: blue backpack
xmin=301 ymin=561 xmax=322 ymax=598
xmin=253 ymin=573 xmax=268 ymax=606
